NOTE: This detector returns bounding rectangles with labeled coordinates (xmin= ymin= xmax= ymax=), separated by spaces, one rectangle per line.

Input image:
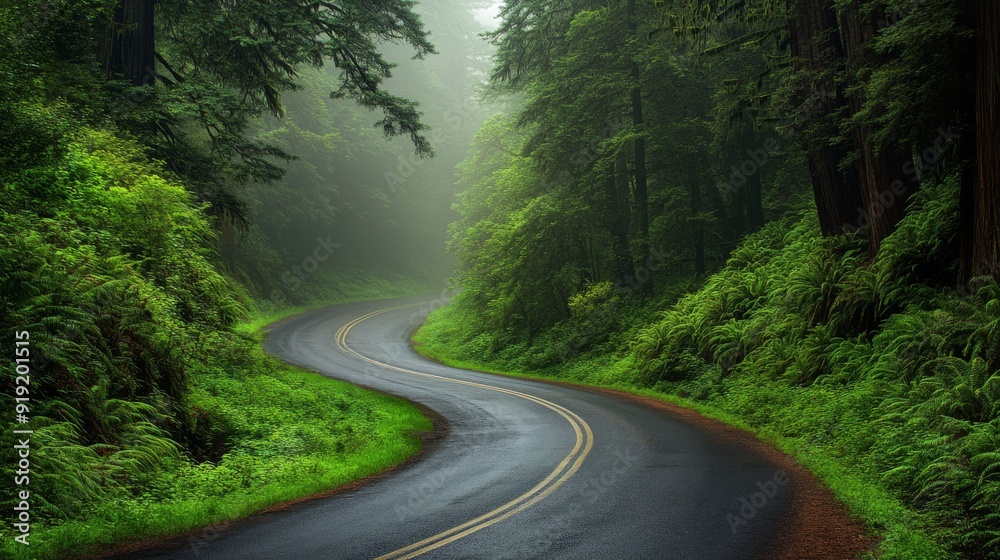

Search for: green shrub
xmin=418 ymin=173 xmax=993 ymax=559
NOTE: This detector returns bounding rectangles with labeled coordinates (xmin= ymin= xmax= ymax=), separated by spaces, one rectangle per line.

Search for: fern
xmin=624 ymin=176 xmax=1000 ymax=557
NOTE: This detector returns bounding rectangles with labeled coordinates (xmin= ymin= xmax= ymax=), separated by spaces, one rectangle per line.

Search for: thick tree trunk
xmin=104 ymin=0 xmax=156 ymax=85
xmin=627 ymin=0 xmax=651 ymax=294
xmin=970 ymin=1 xmax=1000 ymax=279
xmin=787 ymin=0 xmax=861 ymax=236
xmin=745 ymin=170 xmax=765 ymax=232
xmin=839 ymin=3 xmax=912 ymax=256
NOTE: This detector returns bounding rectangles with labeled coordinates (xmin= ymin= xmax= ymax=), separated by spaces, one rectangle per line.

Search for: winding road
xmin=122 ymin=295 xmax=814 ymax=559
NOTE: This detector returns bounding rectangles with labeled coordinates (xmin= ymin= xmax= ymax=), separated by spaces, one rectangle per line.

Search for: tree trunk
xmin=787 ymin=0 xmax=862 ymax=236
xmin=745 ymin=171 xmax=765 ymax=232
xmin=970 ymin=1 xmax=1000 ymax=279
xmin=838 ymin=3 xmax=912 ymax=255
xmin=104 ymin=0 xmax=156 ymax=86
xmin=737 ymin=124 xmax=766 ymax=233
xmin=627 ymin=0 xmax=652 ymax=294
xmin=606 ymin=153 xmax=634 ymax=287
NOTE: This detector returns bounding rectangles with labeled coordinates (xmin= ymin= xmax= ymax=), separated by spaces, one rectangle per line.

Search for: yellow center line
xmin=334 ymin=304 xmax=595 ymax=560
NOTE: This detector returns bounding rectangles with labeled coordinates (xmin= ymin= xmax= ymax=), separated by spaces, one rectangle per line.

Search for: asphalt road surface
xmin=123 ymin=295 xmax=798 ymax=559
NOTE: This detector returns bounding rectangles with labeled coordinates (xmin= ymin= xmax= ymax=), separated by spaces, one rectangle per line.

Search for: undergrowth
xmin=417 ymin=174 xmax=997 ymax=559
xmin=0 ymin=127 xmax=433 ymax=559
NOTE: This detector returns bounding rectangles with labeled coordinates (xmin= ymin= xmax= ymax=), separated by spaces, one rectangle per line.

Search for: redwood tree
xmin=786 ymin=0 xmax=862 ymax=236
xmin=838 ymin=2 xmax=912 ymax=255
xmin=627 ymin=0 xmax=652 ymax=293
xmin=102 ymin=0 xmax=156 ymax=86
xmin=968 ymin=1 xmax=1000 ymax=278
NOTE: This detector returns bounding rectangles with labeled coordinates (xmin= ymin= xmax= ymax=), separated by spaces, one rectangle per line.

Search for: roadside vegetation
xmin=0 ymin=123 xmax=432 ymax=559
xmin=0 ymin=1 xmax=479 ymax=557
xmin=419 ymin=178 xmax=999 ymax=559
xmin=5 ymin=0 xmax=999 ymax=558
xmin=420 ymin=1 xmax=1000 ymax=559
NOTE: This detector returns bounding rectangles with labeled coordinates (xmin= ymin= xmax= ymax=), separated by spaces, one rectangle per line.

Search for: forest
xmin=1 ymin=0 xmax=999 ymax=559
xmin=0 ymin=0 xmax=489 ymax=557
xmin=417 ymin=0 xmax=1000 ymax=558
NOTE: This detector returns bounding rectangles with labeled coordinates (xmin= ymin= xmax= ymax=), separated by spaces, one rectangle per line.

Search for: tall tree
xmin=607 ymin=151 xmax=634 ymax=286
xmin=838 ymin=1 xmax=912 ymax=254
xmin=667 ymin=0 xmax=863 ymax=236
xmin=687 ymin=154 xmax=707 ymax=274
xmin=968 ymin=0 xmax=1000 ymax=278
xmin=102 ymin=0 xmax=155 ymax=86
xmin=486 ymin=0 xmax=594 ymax=87
xmin=786 ymin=0 xmax=862 ymax=236
xmin=104 ymin=0 xmax=437 ymax=230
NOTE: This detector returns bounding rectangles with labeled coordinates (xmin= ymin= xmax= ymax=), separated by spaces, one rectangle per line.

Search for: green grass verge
xmin=2 ymin=279 xmax=434 ymax=560
xmin=413 ymin=303 xmax=949 ymax=560
xmin=240 ymin=267 xmax=440 ymax=334
xmin=25 ymin=370 xmax=430 ymax=560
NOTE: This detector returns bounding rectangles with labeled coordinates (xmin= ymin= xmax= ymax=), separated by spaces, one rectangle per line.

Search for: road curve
xmin=122 ymin=295 xmax=805 ymax=559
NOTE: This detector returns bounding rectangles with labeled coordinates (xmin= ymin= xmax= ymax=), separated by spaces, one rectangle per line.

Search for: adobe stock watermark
xmin=725 ymin=470 xmax=789 ymax=534
xmin=384 ymin=97 xmax=482 ymax=193
xmin=842 ymin=126 xmax=961 ymax=239
xmin=716 ymin=83 xmax=829 ymax=203
xmin=558 ymin=115 xmax=623 ymax=186
xmin=108 ymin=65 xmax=161 ymax=118
xmin=533 ymin=447 xmax=637 ymax=554
xmin=389 ymin=396 xmax=507 ymax=523
xmin=354 ymin=282 xmax=459 ymax=380
xmin=393 ymin=470 xmax=449 ymax=521
xmin=269 ymin=236 xmax=341 ymax=304
xmin=717 ymin=137 xmax=779 ymax=203
xmin=11 ymin=330 xmax=33 ymax=546
xmin=188 ymin=523 xmax=224 ymax=556
xmin=614 ymin=246 xmax=670 ymax=296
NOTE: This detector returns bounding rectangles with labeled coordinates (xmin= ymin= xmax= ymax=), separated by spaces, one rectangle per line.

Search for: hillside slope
xmin=416 ymin=176 xmax=1000 ymax=559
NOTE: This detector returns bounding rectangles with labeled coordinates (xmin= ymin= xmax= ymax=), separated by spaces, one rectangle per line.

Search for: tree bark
xmin=689 ymin=163 xmax=706 ymax=275
xmin=606 ymin=153 xmax=634 ymax=287
xmin=104 ymin=0 xmax=156 ymax=86
xmin=787 ymin=0 xmax=862 ymax=236
xmin=838 ymin=3 xmax=912 ymax=256
xmin=970 ymin=1 xmax=1000 ymax=279
xmin=958 ymin=0 xmax=979 ymax=283
xmin=745 ymin=168 xmax=765 ymax=232
xmin=743 ymin=132 xmax=766 ymax=232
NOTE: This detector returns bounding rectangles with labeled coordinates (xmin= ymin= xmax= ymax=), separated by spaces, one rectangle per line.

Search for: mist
xmin=5 ymin=1 xmax=995 ymax=558
xmin=236 ymin=0 xmax=499 ymax=301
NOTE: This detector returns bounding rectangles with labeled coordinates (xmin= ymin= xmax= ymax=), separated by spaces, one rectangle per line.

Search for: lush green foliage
xmin=0 ymin=117 xmax=432 ymax=557
xmin=634 ymin=177 xmax=1000 ymax=558
xmin=452 ymin=0 xmax=813 ymax=341
xmin=437 ymin=2 xmax=998 ymax=556
xmin=422 ymin=173 xmax=1000 ymax=558
xmin=0 ymin=1 xmax=456 ymax=556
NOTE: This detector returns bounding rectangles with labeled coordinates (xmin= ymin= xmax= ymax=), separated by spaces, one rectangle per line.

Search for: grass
xmin=413 ymin=177 xmax=991 ymax=559
xmin=22 ymin=370 xmax=430 ymax=560
xmin=1 ymin=276 xmax=435 ymax=560
xmin=414 ymin=303 xmax=948 ymax=559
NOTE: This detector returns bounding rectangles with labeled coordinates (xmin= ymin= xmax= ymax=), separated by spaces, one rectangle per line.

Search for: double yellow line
xmin=334 ymin=304 xmax=595 ymax=560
